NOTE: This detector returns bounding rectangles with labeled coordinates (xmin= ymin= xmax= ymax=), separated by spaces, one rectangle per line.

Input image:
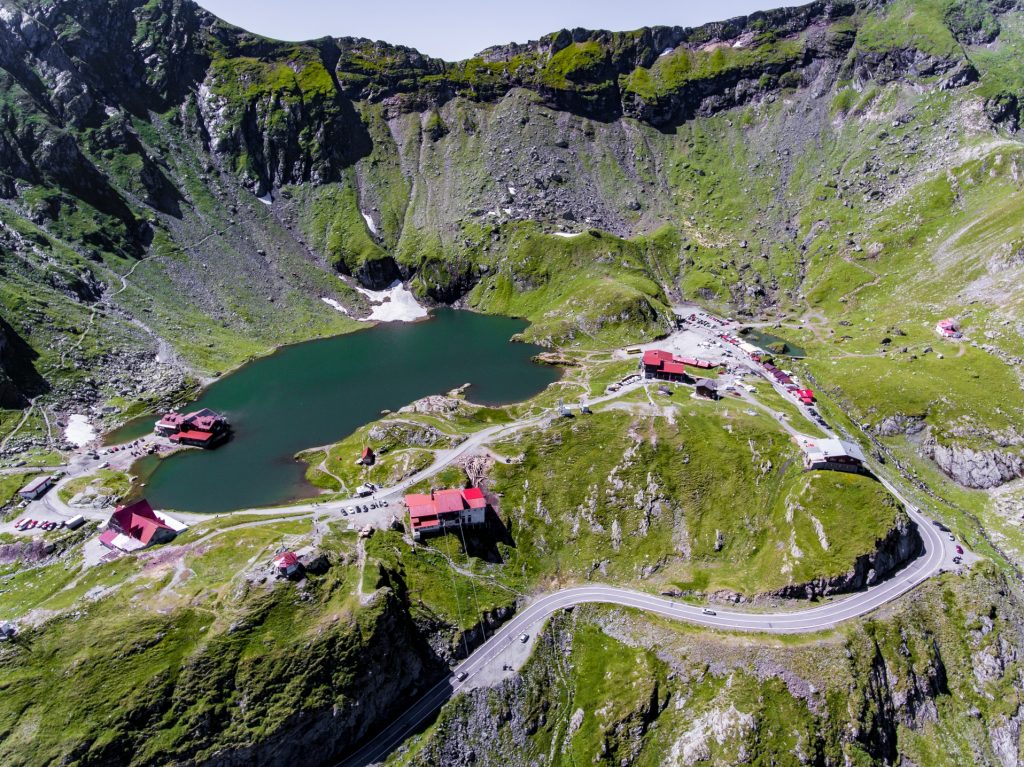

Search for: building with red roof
xmin=405 ymin=486 xmax=488 ymax=540
xmin=273 ymin=550 xmax=302 ymax=577
xmin=357 ymin=446 xmax=376 ymax=466
xmin=936 ymin=318 xmax=961 ymax=339
xmin=156 ymin=407 xmax=230 ymax=448
xmin=100 ymin=499 xmax=183 ymax=552
xmin=640 ymin=349 xmax=715 ymax=382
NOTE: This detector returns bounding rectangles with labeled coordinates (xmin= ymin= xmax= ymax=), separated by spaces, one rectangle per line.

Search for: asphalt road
xmin=337 ymin=488 xmax=950 ymax=767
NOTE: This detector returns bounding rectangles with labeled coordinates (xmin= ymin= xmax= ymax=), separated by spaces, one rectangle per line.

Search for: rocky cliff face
xmin=769 ymin=512 xmax=923 ymax=600
xmin=401 ymin=569 xmax=1024 ymax=767
xmin=932 ymin=440 xmax=1024 ymax=489
xmin=0 ymin=0 xmax=1014 ymax=420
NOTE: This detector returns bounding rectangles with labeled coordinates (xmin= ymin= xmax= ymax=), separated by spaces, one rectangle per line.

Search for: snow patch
xmin=321 ymin=297 xmax=349 ymax=315
xmin=257 ymin=192 xmax=272 ymax=206
xmin=361 ymin=211 xmax=377 ymax=235
xmin=65 ymin=414 xmax=97 ymax=447
xmin=353 ymin=280 xmax=428 ymax=323
xmin=553 ymin=231 xmax=583 ymax=238
xmin=507 ymin=185 xmax=517 ymax=196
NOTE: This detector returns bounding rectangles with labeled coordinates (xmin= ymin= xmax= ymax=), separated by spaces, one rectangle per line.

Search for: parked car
xmin=948 ymin=534 xmax=956 ymax=542
xmin=702 ymin=608 xmax=717 ymax=616
xmin=455 ymin=671 xmax=468 ymax=682
xmin=519 ymin=633 xmax=529 ymax=643
xmin=955 ymin=545 xmax=964 ymax=555
xmin=12 ymin=518 xmax=24 ymax=528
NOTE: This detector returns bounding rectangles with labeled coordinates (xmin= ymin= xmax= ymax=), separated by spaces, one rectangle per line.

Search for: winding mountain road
xmin=337 ymin=476 xmax=951 ymax=767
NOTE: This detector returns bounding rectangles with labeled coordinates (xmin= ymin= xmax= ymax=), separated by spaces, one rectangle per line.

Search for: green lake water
xmin=738 ymin=328 xmax=806 ymax=358
xmin=121 ymin=310 xmax=559 ymax=513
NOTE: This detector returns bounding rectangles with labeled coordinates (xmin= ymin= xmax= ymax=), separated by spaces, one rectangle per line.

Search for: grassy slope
xmin=0 ymin=513 xmax=503 ymax=765
xmin=486 ymin=400 xmax=902 ymax=596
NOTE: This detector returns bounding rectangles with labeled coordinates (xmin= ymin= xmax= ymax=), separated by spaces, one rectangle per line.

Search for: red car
xmin=12 ymin=518 xmax=24 ymax=529
xmin=955 ymin=545 xmax=964 ymax=555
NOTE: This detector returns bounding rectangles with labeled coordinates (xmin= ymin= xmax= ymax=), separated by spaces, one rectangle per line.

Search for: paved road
xmin=337 ymin=486 xmax=949 ymax=767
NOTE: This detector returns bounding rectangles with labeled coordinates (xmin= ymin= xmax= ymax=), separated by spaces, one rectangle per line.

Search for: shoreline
xmin=101 ymin=309 xmax=561 ymax=513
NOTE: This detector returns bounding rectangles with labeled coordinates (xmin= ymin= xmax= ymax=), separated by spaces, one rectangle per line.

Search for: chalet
xmin=357 ymin=447 xmax=376 ymax=466
xmin=405 ymin=486 xmax=488 ymax=541
xmin=796 ymin=388 xmax=815 ymax=405
xmin=694 ymin=378 xmax=720 ymax=400
xmin=18 ymin=475 xmax=54 ymax=501
xmin=936 ymin=318 xmax=961 ymax=339
xmin=155 ymin=408 xmax=230 ymax=448
xmin=99 ymin=499 xmax=187 ymax=553
xmin=641 ymin=349 xmax=715 ymax=382
xmin=802 ymin=438 xmax=867 ymax=472
xmin=273 ymin=550 xmax=302 ymax=578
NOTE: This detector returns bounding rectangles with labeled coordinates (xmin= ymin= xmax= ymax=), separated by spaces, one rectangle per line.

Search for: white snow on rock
xmin=257 ymin=192 xmax=272 ymax=206
xmin=321 ymin=297 xmax=349 ymax=315
xmin=353 ymin=280 xmax=428 ymax=322
xmin=553 ymin=231 xmax=583 ymax=238
xmin=65 ymin=414 xmax=97 ymax=447
xmin=361 ymin=211 xmax=377 ymax=235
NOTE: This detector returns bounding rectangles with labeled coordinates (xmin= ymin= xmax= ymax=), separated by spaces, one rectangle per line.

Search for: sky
xmin=195 ymin=0 xmax=782 ymax=61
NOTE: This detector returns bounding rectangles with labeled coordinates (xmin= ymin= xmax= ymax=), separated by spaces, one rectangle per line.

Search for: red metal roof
xmin=643 ymin=349 xmax=716 ymax=372
xmin=109 ymin=499 xmax=173 ymax=545
xmin=405 ymin=487 xmax=487 ymax=522
xmin=98 ymin=529 xmax=118 ymax=548
xmin=171 ymin=429 xmax=214 ymax=443
xmin=642 ymin=349 xmax=671 ymax=366
xmin=361 ymin=447 xmax=374 ymax=458
xmin=273 ymin=551 xmax=299 ymax=569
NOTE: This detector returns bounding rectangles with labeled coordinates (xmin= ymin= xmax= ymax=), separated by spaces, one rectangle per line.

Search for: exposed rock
xmin=931 ymin=441 xmax=1024 ymax=489
xmin=769 ymin=515 xmax=923 ymax=600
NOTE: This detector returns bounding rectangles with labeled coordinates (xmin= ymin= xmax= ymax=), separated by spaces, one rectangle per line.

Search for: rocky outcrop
xmin=931 ymin=440 xmax=1024 ymax=489
xmin=769 ymin=515 xmax=923 ymax=600
xmin=0 ymin=317 xmax=48 ymax=407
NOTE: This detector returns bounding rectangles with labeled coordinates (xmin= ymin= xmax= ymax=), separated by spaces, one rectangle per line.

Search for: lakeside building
xmin=357 ymin=447 xmax=376 ymax=466
xmin=18 ymin=475 xmax=54 ymax=501
xmin=801 ymin=438 xmax=867 ymax=472
xmin=99 ymin=499 xmax=187 ymax=553
xmin=405 ymin=487 xmax=488 ymax=541
xmin=155 ymin=407 xmax=230 ymax=448
xmin=641 ymin=349 xmax=715 ymax=382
